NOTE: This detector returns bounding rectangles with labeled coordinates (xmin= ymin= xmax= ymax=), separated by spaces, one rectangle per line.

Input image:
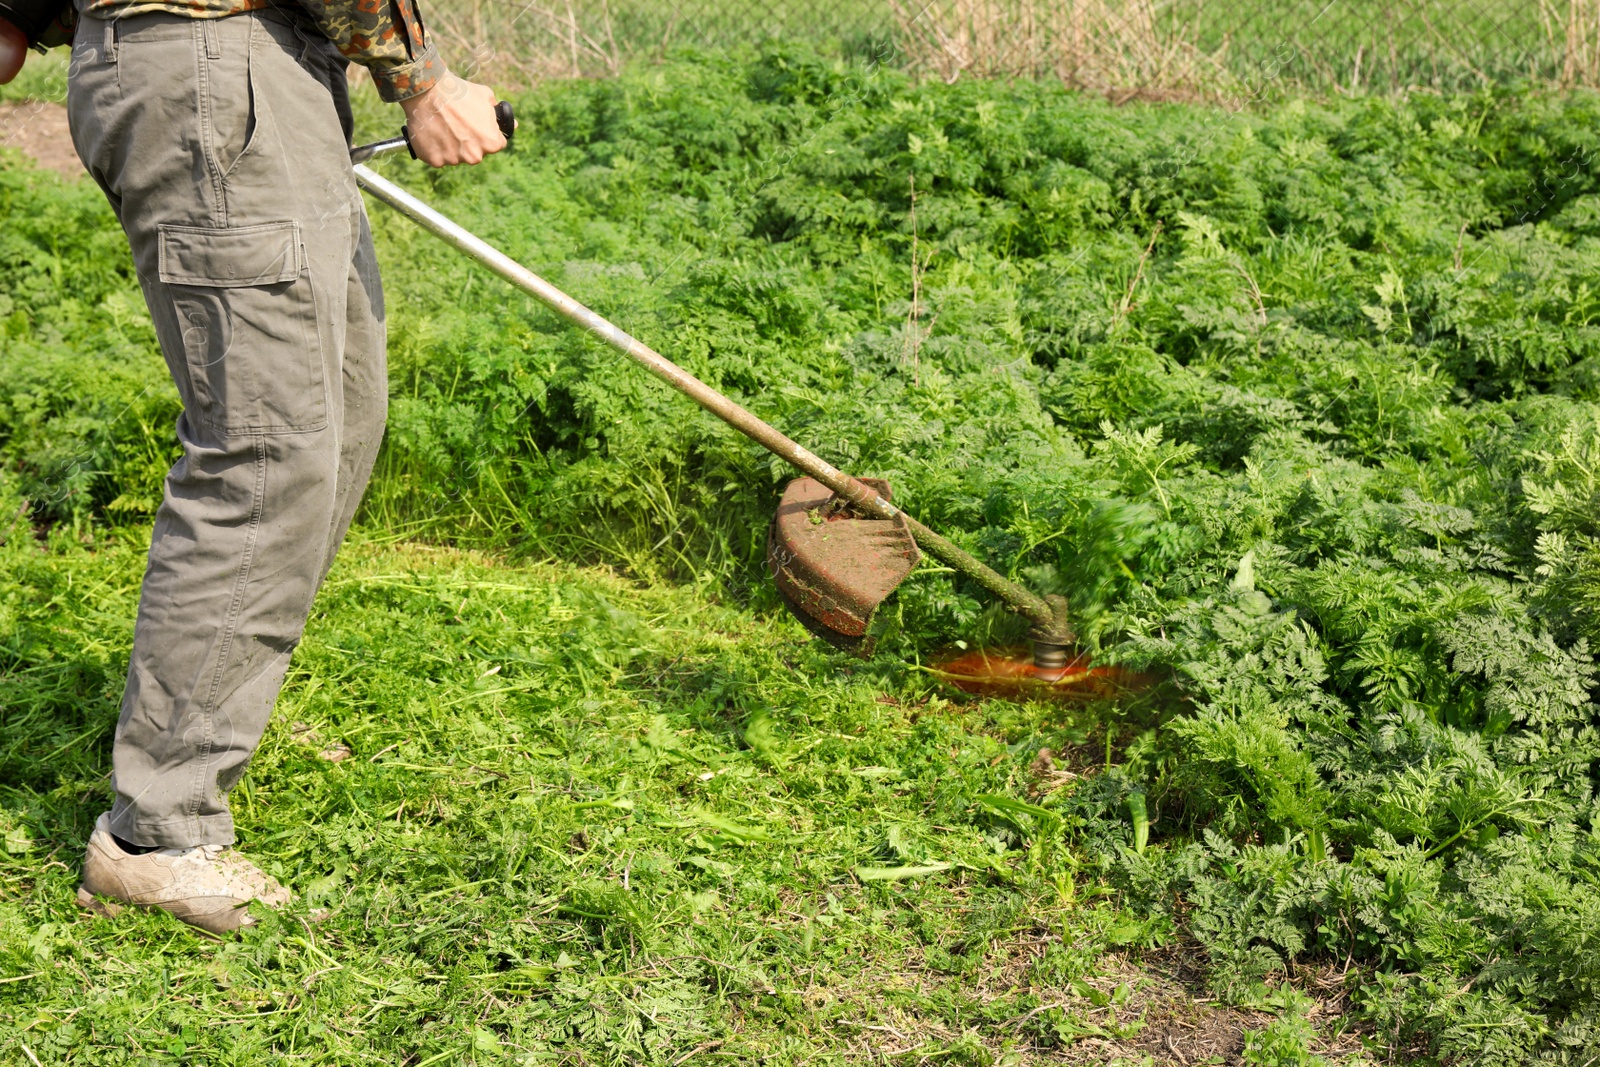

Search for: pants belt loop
xmin=102 ymin=17 xmax=118 ymax=64
xmin=202 ymin=18 xmax=221 ymax=59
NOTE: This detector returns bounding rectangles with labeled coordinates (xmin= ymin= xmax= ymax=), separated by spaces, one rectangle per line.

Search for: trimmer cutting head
xmin=767 ymin=477 xmax=920 ymax=653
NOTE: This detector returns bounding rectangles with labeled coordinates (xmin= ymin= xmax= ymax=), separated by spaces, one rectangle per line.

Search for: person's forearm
xmin=293 ymin=0 xmax=509 ymax=167
xmin=398 ymin=71 xmax=509 ymax=167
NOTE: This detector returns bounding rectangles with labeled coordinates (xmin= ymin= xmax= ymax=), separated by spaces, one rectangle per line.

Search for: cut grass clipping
xmin=3 ymin=532 xmax=1273 ymax=1065
xmin=8 ymin=43 xmax=1600 ymax=1066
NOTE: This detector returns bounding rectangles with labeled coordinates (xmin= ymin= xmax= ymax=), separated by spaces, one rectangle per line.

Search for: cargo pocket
xmin=159 ymin=221 xmax=328 ymax=435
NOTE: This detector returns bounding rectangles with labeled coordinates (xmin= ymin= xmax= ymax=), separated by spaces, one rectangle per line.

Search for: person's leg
xmin=321 ymin=210 xmax=388 ymax=581
xmin=68 ymin=7 xmax=384 ymax=851
xmin=282 ymin=21 xmax=390 ymax=584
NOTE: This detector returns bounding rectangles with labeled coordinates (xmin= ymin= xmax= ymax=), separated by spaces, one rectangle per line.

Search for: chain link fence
xmin=431 ymin=0 xmax=1600 ymax=94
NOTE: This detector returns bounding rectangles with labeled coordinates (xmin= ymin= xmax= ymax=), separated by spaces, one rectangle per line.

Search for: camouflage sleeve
xmin=296 ymin=0 xmax=445 ymax=102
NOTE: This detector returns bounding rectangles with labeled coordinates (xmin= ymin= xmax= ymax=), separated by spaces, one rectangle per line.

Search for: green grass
xmin=11 ymin=43 xmax=1600 ymax=1065
xmin=0 ymin=523 xmax=1332 ymax=1065
xmin=1178 ymin=0 xmax=1574 ymax=89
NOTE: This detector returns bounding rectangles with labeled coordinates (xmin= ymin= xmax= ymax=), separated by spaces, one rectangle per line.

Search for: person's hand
xmin=399 ymin=72 xmax=508 ymax=167
xmin=0 ymin=17 xmax=28 ymax=85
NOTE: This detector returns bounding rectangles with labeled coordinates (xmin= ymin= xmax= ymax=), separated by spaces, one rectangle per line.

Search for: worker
xmin=1 ymin=0 xmax=506 ymax=932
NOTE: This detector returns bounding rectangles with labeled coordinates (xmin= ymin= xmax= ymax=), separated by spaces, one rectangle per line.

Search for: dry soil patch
xmin=0 ymin=99 xmax=85 ymax=177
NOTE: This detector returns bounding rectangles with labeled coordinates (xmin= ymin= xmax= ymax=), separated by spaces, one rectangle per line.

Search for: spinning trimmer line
xmin=352 ymin=109 xmax=1077 ymax=681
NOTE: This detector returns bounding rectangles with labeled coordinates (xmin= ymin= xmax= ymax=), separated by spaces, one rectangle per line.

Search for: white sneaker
xmin=78 ymin=813 xmax=291 ymax=934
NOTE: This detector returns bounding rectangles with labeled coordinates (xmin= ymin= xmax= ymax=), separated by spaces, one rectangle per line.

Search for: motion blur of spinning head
xmin=930 ymin=646 xmax=1148 ymax=702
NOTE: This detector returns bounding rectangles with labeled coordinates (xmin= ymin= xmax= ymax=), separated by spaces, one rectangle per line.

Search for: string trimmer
xmin=351 ymin=109 xmax=1077 ymax=679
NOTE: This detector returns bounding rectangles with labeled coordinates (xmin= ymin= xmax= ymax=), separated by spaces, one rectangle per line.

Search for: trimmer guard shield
xmin=767 ymin=477 xmax=921 ymax=651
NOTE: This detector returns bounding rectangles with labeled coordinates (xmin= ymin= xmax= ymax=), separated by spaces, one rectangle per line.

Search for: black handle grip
xmin=400 ymin=100 xmax=515 ymax=161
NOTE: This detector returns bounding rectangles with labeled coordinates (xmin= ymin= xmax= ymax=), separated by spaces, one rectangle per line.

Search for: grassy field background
xmin=7 ymin=34 xmax=1600 ymax=1067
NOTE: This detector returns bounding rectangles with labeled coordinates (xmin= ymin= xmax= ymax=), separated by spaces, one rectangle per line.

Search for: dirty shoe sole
xmin=77 ymin=885 xmax=243 ymax=937
xmin=77 ymin=814 xmax=289 ymax=934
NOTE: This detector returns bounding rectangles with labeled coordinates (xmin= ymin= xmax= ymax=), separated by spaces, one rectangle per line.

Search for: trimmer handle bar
xmin=349 ymin=100 xmax=515 ymax=164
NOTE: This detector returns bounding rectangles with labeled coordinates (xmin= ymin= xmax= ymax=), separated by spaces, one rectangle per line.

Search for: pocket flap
xmin=158 ymin=221 xmax=303 ymax=287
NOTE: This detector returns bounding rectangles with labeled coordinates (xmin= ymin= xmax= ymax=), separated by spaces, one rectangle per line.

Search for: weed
xmin=6 ymin=45 xmax=1600 ymax=1064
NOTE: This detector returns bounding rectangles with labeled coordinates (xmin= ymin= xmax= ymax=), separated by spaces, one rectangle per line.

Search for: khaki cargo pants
xmin=67 ymin=3 xmax=387 ymax=847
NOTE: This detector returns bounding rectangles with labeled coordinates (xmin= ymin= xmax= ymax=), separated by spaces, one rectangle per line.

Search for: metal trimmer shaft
xmin=349 ymin=121 xmax=1074 ymax=666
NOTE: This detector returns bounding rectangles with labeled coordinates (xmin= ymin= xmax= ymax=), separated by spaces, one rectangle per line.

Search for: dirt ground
xmin=1079 ymin=949 xmax=1373 ymax=1065
xmin=0 ymin=99 xmax=85 ymax=177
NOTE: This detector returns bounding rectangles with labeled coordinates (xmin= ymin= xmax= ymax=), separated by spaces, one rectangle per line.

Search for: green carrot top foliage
xmin=6 ymin=45 xmax=1600 ymax=1062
